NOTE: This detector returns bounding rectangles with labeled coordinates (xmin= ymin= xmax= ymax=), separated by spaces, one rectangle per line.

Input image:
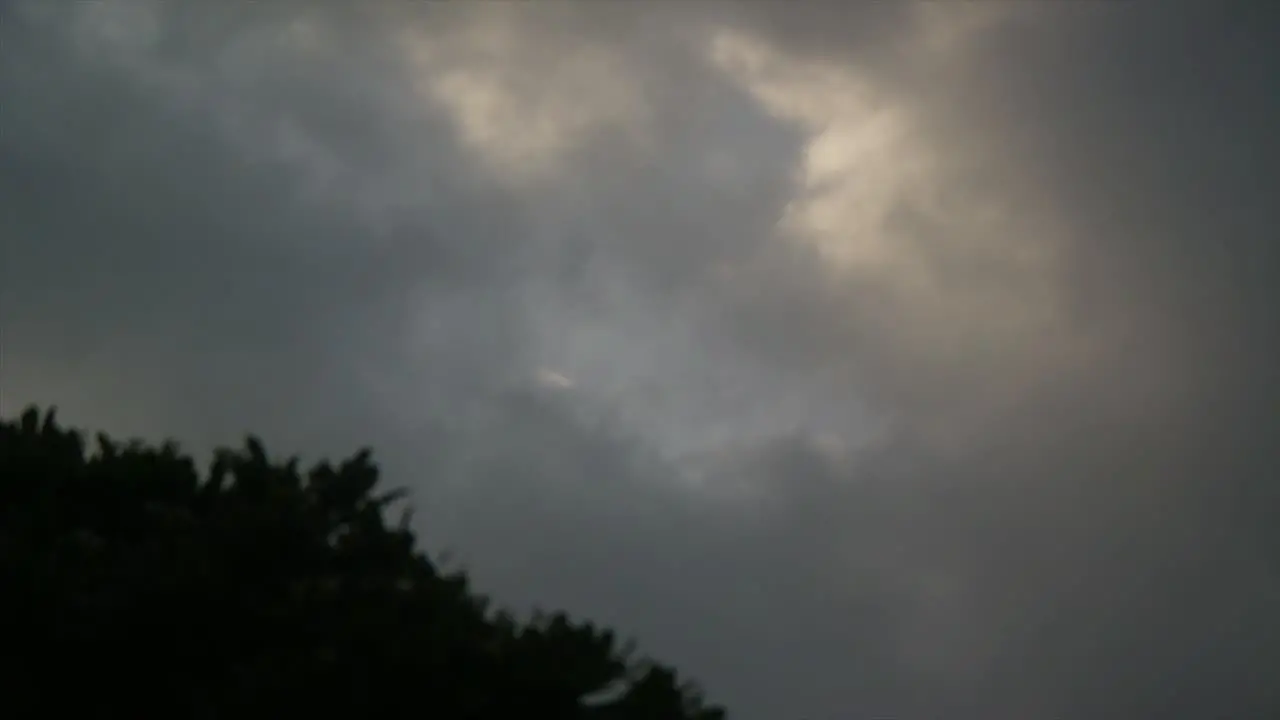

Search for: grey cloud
xmin=2 ymin=0 xmax=526 ymax=447
xmin=720 ymin=6 xmax=1280 ymax=715
xmin=5 ymin=2 xmax=1280 ymax=719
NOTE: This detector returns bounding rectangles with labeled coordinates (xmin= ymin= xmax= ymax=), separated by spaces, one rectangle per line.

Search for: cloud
xmin=398 ymin=4 xmax=651 ymax=183
xmin=4 ymin=2 xmax=1280 ymax=718
xmin=534 ymin=369 xmax=575 ymax=391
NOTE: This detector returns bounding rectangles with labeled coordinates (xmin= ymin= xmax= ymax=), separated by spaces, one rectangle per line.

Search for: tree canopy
xmin=0 ymin=406 xmax=727 ymax=720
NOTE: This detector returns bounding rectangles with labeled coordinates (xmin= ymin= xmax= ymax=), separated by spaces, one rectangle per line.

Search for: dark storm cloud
xmin=718 ymin=3 xmax=1280 ymax=717
xmin=1 ymin=0 xmax=528 ymax=448
xmin=4 ymin=2 xmax=1280 ymax=719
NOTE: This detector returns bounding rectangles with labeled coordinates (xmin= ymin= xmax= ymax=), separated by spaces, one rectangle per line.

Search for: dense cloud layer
xmin=4 ymin=2 xmax=1279 ymax=718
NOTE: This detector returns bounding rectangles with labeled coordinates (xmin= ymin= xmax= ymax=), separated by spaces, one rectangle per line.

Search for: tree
xmin=0 ymin=406 xmax=727 ymax=720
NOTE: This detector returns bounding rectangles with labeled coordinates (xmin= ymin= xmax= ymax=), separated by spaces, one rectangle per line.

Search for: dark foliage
xmin=0 ymin=406 xmax=726 ymax=720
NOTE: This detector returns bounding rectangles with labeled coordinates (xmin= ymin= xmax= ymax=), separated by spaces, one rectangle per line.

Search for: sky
xmin=3 ymin=1 xmax=1280 ymax=717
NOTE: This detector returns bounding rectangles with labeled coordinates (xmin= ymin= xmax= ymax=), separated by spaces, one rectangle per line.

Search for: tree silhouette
xmin=0 ymin=406 xmax=726 ymax=720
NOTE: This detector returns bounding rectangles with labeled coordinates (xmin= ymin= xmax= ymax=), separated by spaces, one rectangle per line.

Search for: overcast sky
xmin=4 ymin=2 xmax=1280 ymax=718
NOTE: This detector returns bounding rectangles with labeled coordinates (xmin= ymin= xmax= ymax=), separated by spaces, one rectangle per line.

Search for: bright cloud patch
xmin=705 ymin=20 xmax=1080 ymax=447
xmin=399 ymin=7 xmax=648 ymax=182
xmin=708 ymin=28 xmax=932 ymax=276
